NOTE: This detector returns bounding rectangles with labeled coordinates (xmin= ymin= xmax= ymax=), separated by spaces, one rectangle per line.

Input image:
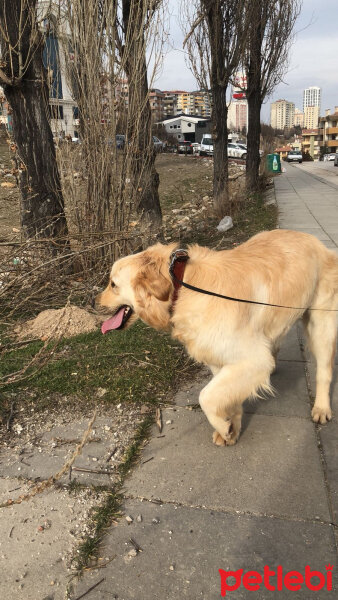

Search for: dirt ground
xmin=0 ymin=134 xmax=20 ymax=242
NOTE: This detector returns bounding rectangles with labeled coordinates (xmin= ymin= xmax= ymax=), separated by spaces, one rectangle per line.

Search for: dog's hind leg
xmin=199 ymin=354 xmax=274 ymax=446
xmin=303 ymin=310 xmax=337 ymax=424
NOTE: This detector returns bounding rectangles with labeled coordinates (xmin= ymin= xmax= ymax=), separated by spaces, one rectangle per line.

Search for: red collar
xmin=169 ymin=249 xmax=189 ymax=311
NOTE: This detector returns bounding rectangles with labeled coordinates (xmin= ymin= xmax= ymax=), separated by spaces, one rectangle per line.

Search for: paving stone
xmin=245 ymin=361 xmax=310 ymax=418
xmin=72 ymin=499 xmax=337 ymax=600
xmin=125 ymin=408 xmax=330 ymax=521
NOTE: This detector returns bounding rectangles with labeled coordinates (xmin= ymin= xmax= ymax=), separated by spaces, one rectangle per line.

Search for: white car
xmin=323 ymin=153 xmax=336 ymax=162
xmin=153 ymin=136 xmax=165 ymax=152
xmin=286 ymin=150 xmax=302 ymax=163
xmin=236 ymin=143 xmax=263 ymax=157
xmin=199 ymin=134 xmax=213 ymax=156
xmin=228 ymin=143 xmax=247 ymax=159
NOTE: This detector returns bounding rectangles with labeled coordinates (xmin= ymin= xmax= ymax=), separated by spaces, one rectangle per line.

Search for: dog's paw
xmin=212 ymin=427 xmax=239 ymax=447
xmin=311 ymin=406 xmax=332 ymax=424
xmin=212 ymin=431 xmax=226 ymax=446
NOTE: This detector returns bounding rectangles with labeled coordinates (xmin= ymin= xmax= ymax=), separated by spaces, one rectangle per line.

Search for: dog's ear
xmin=133 ymin=263 xmax=171 ymax=305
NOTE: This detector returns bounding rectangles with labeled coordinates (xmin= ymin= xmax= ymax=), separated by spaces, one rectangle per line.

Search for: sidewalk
xmin=73 ymin=166 xmax=338 ymax=600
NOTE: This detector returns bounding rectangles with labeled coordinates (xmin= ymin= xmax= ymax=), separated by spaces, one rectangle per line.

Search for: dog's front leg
xmin=199 ymin=358 xmax=273 ymax=446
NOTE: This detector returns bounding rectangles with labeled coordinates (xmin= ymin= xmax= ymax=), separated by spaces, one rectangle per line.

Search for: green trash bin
xmin=266 ymin=153 xmax=281 ymax=173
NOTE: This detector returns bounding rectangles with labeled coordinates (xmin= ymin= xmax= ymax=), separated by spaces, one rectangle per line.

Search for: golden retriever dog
xmin=96 ymin=229 xmax=338 ymax=446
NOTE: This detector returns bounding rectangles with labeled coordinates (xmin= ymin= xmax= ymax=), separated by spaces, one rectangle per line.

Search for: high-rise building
xmin=228 ymin=71 xmax=248 ymax=131
xmin=270 ymin=99 xmax=295 ymax=130
xmin=228 ymin=101 xmax=247 ymax=132
xmin=303 ymin=86 xmax=321 ymax=113
xmin=293 ymin=108 xmax=304 ymax=128
xmin=304 ymin=105 xmax=320 ymax=130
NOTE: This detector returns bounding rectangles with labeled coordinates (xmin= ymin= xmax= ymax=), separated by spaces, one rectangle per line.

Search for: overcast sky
xmin=154 ymin=0 xmax=338 ymax=122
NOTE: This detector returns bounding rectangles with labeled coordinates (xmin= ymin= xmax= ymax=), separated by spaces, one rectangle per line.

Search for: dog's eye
xmin=111 ymin=281 xmax=116 ymax=288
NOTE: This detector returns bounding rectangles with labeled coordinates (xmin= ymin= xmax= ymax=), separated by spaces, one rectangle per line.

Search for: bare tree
xmin=0 ymin=0 xmax=68 ymax=248
xmin=119 ymin=0 xmax=164 ymax=231
xmin=244 ymin=0 xmax=302 ymax=191
xmin=184 ymin=0 xmax=250 ymax=216
xmin=63 ymin=0 xmax=164 ymax=255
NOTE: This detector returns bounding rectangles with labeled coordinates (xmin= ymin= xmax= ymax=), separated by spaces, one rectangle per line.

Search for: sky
xmin=154 ymin=0 xmax=338 ymax=122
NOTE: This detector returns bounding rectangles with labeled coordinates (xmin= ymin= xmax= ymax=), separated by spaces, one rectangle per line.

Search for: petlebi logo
xmin=219 ymin=564 xmax=334 ymax=596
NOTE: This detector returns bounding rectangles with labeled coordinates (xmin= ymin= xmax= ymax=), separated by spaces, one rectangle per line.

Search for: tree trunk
xmin=246 ymin=89 xmax=261 ymax=192
xmin=122 ymin=0 xmax=162 ymax=235
xmin=205 ymin=1 xmax=229 ymax=216
xmin=212 ymin=89 xmax=229 ymax=216
xmin=245 ymin=0 xmax=263 ymax=193
xmin=5 ymin=81 xmax=68 ymax=244
xmin=0 ymin=0 xmax=68 ymax=248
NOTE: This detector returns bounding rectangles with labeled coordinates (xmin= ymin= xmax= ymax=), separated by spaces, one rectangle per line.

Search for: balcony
xmin=326 ymin=127 xmax=338 ymax=135
xmin=327 ymin=140 xmax=338 ymax=148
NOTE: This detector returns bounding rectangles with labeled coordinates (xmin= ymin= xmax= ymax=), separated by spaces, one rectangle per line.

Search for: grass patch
xmin=0 ymin=321 xmax=193 ymax=416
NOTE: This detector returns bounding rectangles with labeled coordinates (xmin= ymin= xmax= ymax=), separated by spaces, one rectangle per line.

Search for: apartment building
xmin=319 ymin=107 xmax=338 ymax=154
xmin=149 ymin=89 xmax=165 ymax=121
xmin=168 ymin=90 xmax=211 ymax=118
xmin=303 ymin=86 xmax=321 ymax=113
xmin=162 ymin=92 xmax=178 ymax=117
xmin=304 ymin=105 xmax=320 ymax=130
xmin=301 ymin=129 xmax=321 ymax=160
xmin=270 ymin=99 xmax=295 ymax=130
xmin=228 ymin=100 xmax=247 ymax=132
xmin=294 ymin=108 xmax=304 ymax=128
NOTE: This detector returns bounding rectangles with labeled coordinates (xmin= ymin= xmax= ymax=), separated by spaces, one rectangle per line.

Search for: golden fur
xmin=96 ymin=229 xmax=338 ymax=446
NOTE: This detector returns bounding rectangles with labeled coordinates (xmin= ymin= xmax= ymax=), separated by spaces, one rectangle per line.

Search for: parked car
xmin=228 ymin=143 xmax=247 ymax=159
xmin=116 ymin=134 xmax=126 ymax=149
xmin=191 ymin=142 xmax=200 ymax=155
xmin=177 ymin=140 xmax=194 ymax=154
xmin=323 ymin=153 xmax=336 ymax=161
xmin=199 ymin=134 xmax=213 ymax=156
xmin=153 ymin=136 xmax=165 ymax=152
xmin=334 ymin=153 xmax=338 ymax=167
xmin=236 ymin=143 xmax=263 ymax=157
xmin=286 ymin=150 xmax=302 ymax=163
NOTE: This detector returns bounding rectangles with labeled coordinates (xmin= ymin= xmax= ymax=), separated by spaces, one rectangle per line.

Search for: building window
xmin=50 ymin=104 xmax=64 ymax=120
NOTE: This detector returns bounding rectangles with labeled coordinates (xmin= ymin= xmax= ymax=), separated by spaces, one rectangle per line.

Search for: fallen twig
xmin=106 ymin=447 xmax=117 ymax=462
xmin=129 ymin=538 xmax=143 ymax=553
xmin=72 ymin=577 xmax=105 ymax=600
xmin=72 ymin=467 xmax=113 ymax=475
xmin=142 ymin=456 xmax=154 ymax=465
xmin=155 ymin=407 xmax=162 ymax=433
xmin=0 ymin=410 xmax=97 ymax=508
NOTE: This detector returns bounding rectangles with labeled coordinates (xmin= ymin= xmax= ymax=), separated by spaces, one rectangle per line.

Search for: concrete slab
xmin=124 ymin=408 xmax=330 ymax=521
xmin=245 ymin=361 xmax=310 ymax=418
xmin=0 ymin=416 xmax=138 ymax=487
xmin=277 ymin=325 xmax=303 ymax=361
xmin=72 ymin=499 xmax=337 ymax=600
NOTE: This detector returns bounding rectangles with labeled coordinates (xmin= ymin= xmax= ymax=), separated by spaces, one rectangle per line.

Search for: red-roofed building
xmin=274 ymin=145 xmax=292 ymax=160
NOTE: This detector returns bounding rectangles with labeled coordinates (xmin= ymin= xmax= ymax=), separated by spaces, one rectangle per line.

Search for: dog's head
xmin=95 ymin=243 xmax=177 ymax=333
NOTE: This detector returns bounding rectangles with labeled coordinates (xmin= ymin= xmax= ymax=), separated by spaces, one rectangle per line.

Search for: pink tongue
xmin=101 ymin=307 xmax=125 ymax=334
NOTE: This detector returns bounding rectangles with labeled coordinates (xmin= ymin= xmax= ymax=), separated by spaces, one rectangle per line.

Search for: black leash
xmin=169 ymin=250 xmax=338 ymax=312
